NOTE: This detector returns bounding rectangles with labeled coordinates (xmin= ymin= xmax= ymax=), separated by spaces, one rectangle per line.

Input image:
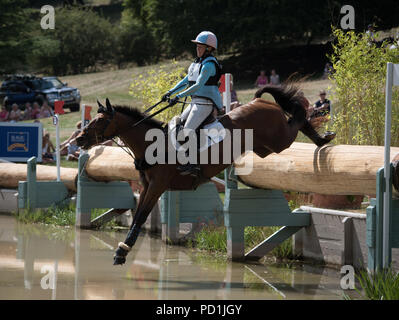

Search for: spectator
xmin=0 ymin=104 xmax=9 ymax=122
xmin=9 ymin=104 xmax=22 ymax=122
xmin=38 ymin=101 xmax=54 ymax=119
xmin=254 ymin=70 xmax=268 ymax=88
xmin=230 ymin=77 xmax=241 ymax=110
xmin=60 ymin=121 xmax=82 ymax=156
xmin=2 ymin=97 xmax=9 ymax=110
xmin=269 ymin=69 xmax=280 ymax=85
xmin=23 ymin=102 xmax=33 ymax=120
xmin=390 ymin=33 xmax=399 ymax=50
xmin=66 ymin=140 xmax=80 ymax=161
xmin=31 ymin=102 xmax=41 ymax=119
xmin=42 ymin=131 xmax=56 ymax=163
xmin=366 ymin=24 xmax=376 ymax=44
xmin=323 ymin=63 xmax=333 ymax=79
xmin=308 ymin=90 xmax=331 ymax=119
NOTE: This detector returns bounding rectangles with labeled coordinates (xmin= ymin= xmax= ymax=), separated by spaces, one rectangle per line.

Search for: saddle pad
xmin=168 ymin=116 xmax=226 ymax=152
xmin=200 ymin=120 xmax=226 ymax=151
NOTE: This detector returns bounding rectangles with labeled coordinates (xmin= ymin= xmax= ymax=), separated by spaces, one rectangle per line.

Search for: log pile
xmin=3 ymin=143 xmax=399 ymax=196
xmin=86 ymin=146 xmax=140 ymax=182
xmin=0 ymin=163 xmax=77 ymax=191
xmin=236 ymin=142 xmax=399 ymax=196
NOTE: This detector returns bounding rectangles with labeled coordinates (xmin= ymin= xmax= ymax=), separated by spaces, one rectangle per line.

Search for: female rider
xmin=162 ymin=31 xmax=223 ymax=176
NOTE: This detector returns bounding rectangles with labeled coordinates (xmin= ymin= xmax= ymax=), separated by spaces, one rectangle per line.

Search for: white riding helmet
xmin=191 ymin=31 xmax=218 ymax=50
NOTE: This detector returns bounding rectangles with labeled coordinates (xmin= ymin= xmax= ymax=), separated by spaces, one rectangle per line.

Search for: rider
xmin=162 ymin=31 xmax=223 ymax=176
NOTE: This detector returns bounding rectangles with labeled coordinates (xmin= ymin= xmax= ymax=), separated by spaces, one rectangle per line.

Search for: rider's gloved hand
xmin=169 ymin=97 xmax=179 ymax=106
xmin=161 ymin=92 xmax=171 ymax=102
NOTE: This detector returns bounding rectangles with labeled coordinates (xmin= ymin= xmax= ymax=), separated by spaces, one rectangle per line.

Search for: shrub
xmin=328 ymin=28 xmax=399 ymax=146
xmin=129 ymin=61 xmax=187 ymax=121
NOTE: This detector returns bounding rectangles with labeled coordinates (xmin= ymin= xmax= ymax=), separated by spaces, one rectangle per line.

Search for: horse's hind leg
xmin=300 ymin=120 xmax=334 ymax=147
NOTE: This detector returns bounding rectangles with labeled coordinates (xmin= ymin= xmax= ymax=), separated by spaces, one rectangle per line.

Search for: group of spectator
xmin=254 ymin=69 xmax=281 ymax=88
xmin=252 ymin=69 xmax=331 ymax=123
xmin=41 ymin=121 xmax=82 ymax=164
xmin=0 ymin=99 xmax=54 ymax=123
xmin=219 ymin=69 xmax=281 ymax=113
xmin=0 ymin=97 xmax=87 ymax=163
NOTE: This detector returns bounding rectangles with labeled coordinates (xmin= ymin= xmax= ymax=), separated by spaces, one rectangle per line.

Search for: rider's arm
xmin=168 ymin=75 xmax=189 ymax=95
xmin=176 ymin=62 xmax=215 ymax=99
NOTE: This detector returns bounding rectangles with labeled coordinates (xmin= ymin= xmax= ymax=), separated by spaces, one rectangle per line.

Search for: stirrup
xmin=178 ymin=164 xmax=200 ymax=177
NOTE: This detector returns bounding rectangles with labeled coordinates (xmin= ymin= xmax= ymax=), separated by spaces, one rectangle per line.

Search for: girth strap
xmin=134 ymin=158 xmax=154 ymax=171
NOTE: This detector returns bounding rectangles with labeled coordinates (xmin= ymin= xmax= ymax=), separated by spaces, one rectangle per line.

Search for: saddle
xmin=169 ymin=106 xmax=218 ymax=137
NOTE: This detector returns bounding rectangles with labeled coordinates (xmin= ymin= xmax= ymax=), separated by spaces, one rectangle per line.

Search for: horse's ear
xmin=106 ymin=98 xmax=113 ymax=113
xmin=97 ymin=99 xmax=105 ymax=113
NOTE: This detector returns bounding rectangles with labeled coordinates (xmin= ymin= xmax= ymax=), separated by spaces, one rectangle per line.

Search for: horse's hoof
xmin=323 ymin=131 xmax=336 ymax=140
xmin=113 ymin=244 xmax=129 ymax=265
xmin=113 ymin=255 xmax=126 ymax=265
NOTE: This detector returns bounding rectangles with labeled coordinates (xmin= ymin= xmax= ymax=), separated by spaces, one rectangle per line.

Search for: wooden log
xmin=0 ymin=163 xmax=77 ymax=191
xmin=236 ymin=142 xmax=399 ymax=196
xmin=86 ymin=146 xmax=140 ymax=182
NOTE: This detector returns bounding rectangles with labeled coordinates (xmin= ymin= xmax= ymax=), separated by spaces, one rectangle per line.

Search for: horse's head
xmin=76 ymin=98 xmax=118 ymax=149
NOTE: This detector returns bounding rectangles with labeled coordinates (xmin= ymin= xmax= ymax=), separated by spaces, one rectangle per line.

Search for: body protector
xmin=185 ymin=55 xmax=223 ymax=109
xmin=188 ymin=56 xmax=222 ymax=86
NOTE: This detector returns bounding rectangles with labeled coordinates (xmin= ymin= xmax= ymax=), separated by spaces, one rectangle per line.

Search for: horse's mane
xmin=113 ymin=105 xmax=165 ymax=129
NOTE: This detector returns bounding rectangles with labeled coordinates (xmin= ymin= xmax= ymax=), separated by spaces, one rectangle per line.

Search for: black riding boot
xmin=177 ymin=163 xmax=201 ymax=176
xmin=177 ymin=148 xmax=200 ymax=177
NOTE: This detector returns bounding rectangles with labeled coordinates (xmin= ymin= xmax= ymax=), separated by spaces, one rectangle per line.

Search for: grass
xmin=355 ymin=267 xmax=399 ymax=300
xmin=192 ymin=191 xmax=312 ymax=260
xmin=194 ymin=224 xmax=296 ymax=260
xmin=16 ymin=203 xmax=119 ymax=230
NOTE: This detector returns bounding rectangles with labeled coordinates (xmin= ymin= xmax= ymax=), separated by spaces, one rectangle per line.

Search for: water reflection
xmin=0 ymin=215 xmax=346 ymax=300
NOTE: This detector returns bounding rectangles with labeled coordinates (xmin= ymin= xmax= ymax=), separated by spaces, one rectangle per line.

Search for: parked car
xmin=0 ymin=75 xmax=81 ymax=112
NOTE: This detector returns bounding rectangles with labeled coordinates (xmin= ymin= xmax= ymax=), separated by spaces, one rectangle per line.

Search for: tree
xmin=113 ymin=9 xmax=159 ymax=68
xmin=122 ymin=0 xmax=399 ymax=58
xmin=0 ymin=0 xmax=33 ymax=73
xmin=29 ymin=7 xmax=114 ymax=75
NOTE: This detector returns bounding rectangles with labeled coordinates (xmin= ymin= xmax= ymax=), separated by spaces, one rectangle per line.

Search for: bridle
xmin=84 ymin=98 xmax=187 ymax=161
xmin=84 ymin=106 xmax=136 ymax=160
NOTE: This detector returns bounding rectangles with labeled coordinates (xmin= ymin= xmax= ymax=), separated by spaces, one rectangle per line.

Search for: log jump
xmin=236 ymin=142 xmax=399 ymax=196
xmin=6 ymin=143 xmax=399 ymax=197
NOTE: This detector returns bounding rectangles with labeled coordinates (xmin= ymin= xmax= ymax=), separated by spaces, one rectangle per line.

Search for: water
xmin=0 ymin=215 xmax=351 ymax=300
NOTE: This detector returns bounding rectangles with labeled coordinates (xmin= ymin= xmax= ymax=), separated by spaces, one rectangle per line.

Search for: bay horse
xmin=75 ymin=84 xmax=335 ymax=265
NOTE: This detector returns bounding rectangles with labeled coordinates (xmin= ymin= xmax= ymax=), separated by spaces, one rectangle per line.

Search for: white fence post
xmin=383 ymin=63 xmax=399 ymax=268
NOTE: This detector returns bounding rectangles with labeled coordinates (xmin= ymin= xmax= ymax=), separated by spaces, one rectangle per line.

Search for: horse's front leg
xmin=113 ymin=176 xmax=148 ymax=265
xmin=113 ymin=182 xmax=164 ymax=265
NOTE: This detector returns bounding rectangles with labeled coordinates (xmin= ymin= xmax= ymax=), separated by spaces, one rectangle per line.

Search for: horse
xmin=75 ymin=84 xmax=335 ymax=265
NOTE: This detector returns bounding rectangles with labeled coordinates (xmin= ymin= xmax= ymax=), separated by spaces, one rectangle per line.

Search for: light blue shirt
xmin=168 ymin=58 xmax=223 ymax=109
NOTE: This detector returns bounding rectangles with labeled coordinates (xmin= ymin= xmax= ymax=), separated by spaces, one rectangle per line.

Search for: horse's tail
xmin=254 ymin=84 xmax=332 ymax=147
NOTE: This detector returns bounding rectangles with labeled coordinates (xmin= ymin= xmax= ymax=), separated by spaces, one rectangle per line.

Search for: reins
xmin=94 ymin=98 xmax=215 ymax=162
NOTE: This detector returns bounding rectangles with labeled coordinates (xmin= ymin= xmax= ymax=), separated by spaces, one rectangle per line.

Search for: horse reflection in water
xmin=75 ymin=84 xmax=335 ymax=265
